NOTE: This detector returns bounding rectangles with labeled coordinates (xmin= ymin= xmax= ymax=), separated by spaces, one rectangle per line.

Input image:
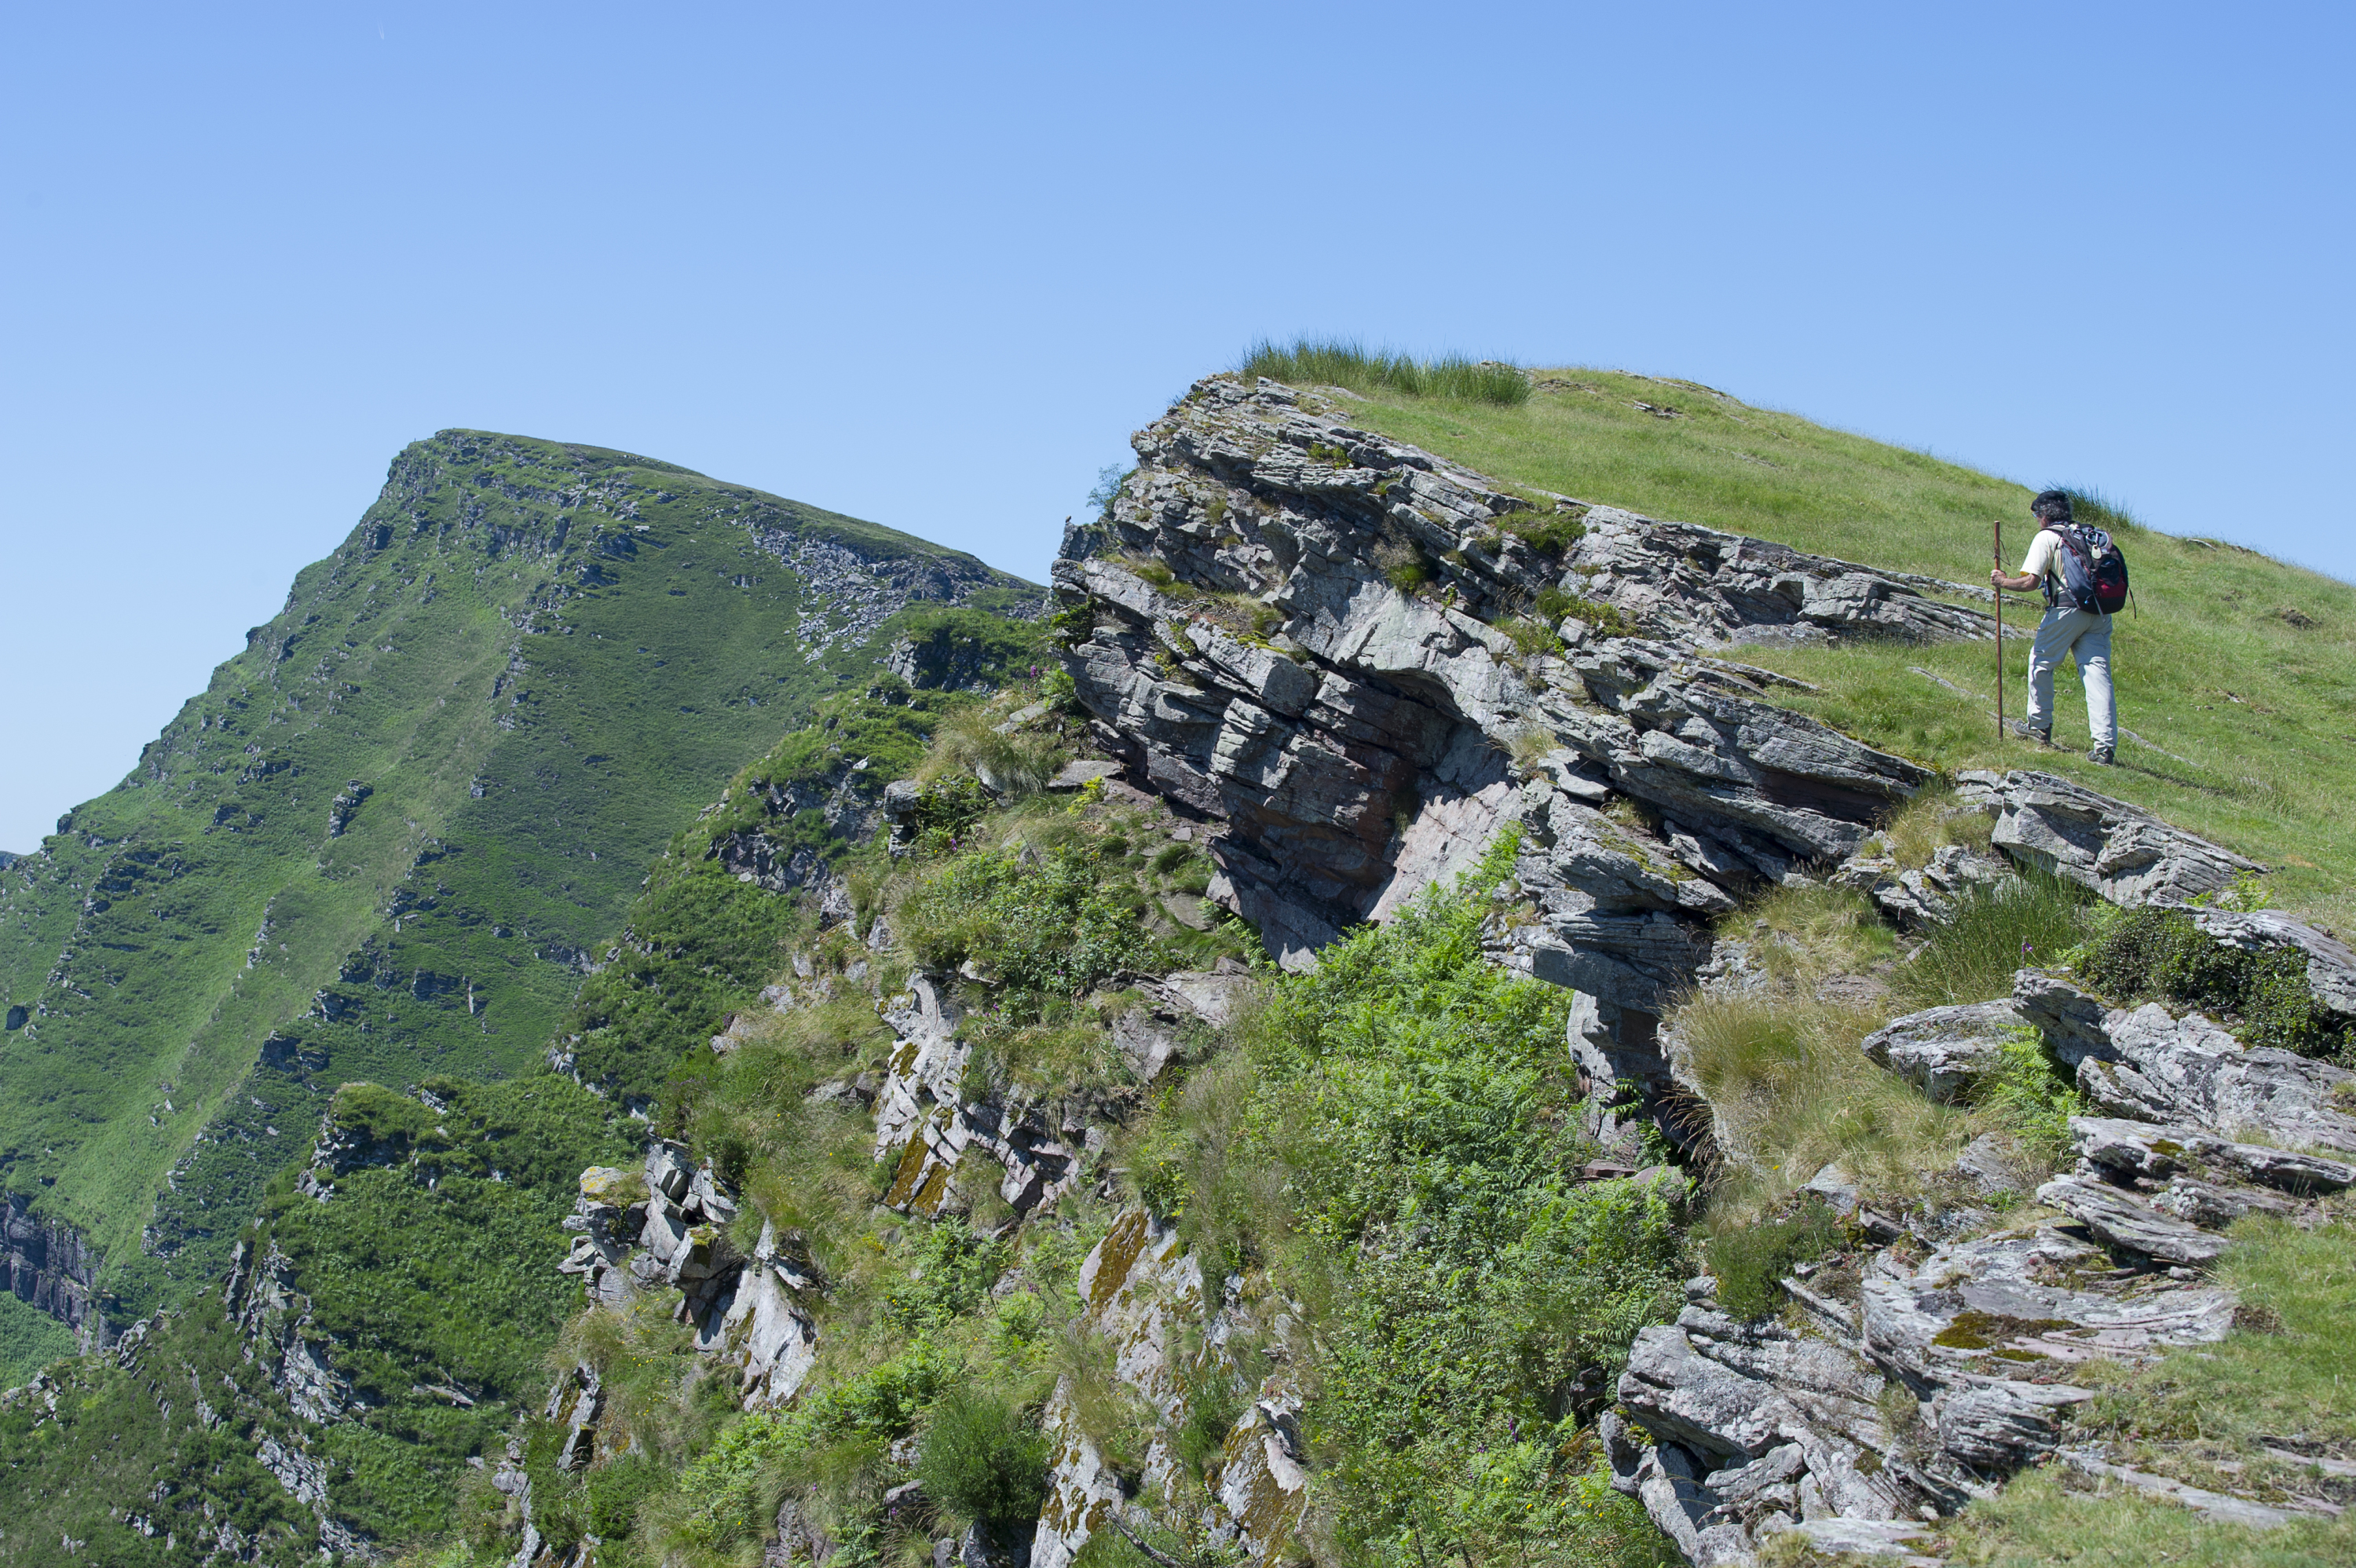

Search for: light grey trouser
xmin=2025 ymin=605 xmax=2116 ymax=749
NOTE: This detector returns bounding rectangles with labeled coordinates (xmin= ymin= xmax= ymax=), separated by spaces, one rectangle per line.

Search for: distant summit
xmin=0 ymin=429 xmax=1037 ymax=1328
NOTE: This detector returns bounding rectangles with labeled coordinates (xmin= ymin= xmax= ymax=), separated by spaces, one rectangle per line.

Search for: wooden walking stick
xmin=1992 ymin=516 xmax=2005 ymax=740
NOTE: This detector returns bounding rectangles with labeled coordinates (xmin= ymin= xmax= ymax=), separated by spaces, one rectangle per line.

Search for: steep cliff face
xmin=2 ymin=1193 xmax=101 ymax=1347
xmin=1057 ymin=377 xmax=1983 ymax=966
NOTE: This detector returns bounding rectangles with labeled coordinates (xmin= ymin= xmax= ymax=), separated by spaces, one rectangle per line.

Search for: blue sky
xmin=2 ymin=2 xmax=2349 ymax=852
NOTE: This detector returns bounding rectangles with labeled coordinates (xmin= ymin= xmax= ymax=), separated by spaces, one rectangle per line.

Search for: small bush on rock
xmin=2078 ymin=905 xmax=2354 ymax=1062
xmin=1705 ymin=1203 xmax=1845 ymax=1321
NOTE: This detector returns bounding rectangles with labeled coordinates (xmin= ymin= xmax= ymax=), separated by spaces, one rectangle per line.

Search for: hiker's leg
xmin=2075 ymin=613 xmax=2117 ymax=751
xmin=2025 ymin=608 xmax=2070 ymax=736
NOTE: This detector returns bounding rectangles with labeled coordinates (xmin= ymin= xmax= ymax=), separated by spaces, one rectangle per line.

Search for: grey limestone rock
xmin=1860 ymin=1000 xmax=2025 ymax=1102
xmin=2035 ymin=1176 xmax=2229 ymax=1266
xmin=1956 ymin=769 xmax=2262 ymax=905
xmin=2077 ymin=1003 xmax=2356 ymax=1156
xmin=2068 ymin=1115 xmax=2355 ymax=1195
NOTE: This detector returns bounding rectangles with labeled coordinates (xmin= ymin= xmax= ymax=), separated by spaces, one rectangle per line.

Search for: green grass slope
xmin=0 ymin=429 xmax=1037 ymax=1324
xmin=1287 ymin=361 xmax=2356 ymax=929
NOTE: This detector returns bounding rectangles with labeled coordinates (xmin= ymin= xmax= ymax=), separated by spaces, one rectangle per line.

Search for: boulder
xmin=1955 ymin=769 xmax=2262 ymax=906
xmin=2077 ymin=1003 xmax=2356 ymax=1156
xmin=1860 ymin=1000 xmax=2024 ymax=1101
xmin=2035 ymin=1176 xmax=2229 ymax=1266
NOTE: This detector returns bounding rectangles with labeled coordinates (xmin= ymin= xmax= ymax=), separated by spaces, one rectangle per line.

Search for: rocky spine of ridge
xmin=1038 ymin=375 xmax=2356 ymax=1563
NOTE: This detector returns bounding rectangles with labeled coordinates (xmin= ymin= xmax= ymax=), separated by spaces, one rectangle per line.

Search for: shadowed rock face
xmin=1055 ymin=376 xmax=1942 ymax=975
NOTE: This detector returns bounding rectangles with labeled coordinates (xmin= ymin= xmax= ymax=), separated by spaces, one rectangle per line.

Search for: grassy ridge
xmin=1311 ymin=367 xmax=2356 ymax=928
xmin=0 ymin=429 xmax=1036 ymax=1318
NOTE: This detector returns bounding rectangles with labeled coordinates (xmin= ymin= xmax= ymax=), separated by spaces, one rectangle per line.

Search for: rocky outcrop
xmin=223 ymin=1237 xmax=357 ymax=1424
xmin=2014 ymin=971 xmax=2356 ymax=1155
xmin=1 ymin=1195 xmax=106 ymax=1350
xmin=1033 ymin=1212 xmax=1304 ymax=1568
xmin=1956 ymin=770 xmax=2263 ymax=906
xmin=1054 ymin=378 xmax=1979 ymax=983
xmin=1859 ymin=1000 xmax=2024 ymax=1102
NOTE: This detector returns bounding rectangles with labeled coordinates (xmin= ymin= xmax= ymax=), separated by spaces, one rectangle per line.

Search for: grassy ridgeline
xmin=1289 ymin=367 xmax=2356 ymax=930
xmin=0 ymin=430 xmax=1037 ymax=1318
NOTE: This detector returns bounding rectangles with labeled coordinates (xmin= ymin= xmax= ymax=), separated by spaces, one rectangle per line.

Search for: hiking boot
xmin=2028 ymin=727 xmax=2054 ymax=749
xmin=2089 ymin=744 xmax=2116 ymax=766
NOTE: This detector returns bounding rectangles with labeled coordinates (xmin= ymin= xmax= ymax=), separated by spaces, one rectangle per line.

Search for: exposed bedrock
xmin=1055 ymin=378 xmax=1948 ymax=1009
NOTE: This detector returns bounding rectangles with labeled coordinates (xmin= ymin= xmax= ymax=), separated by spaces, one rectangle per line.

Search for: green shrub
xmin=1705 ymin=1203 xmax=1844 ymax=1320
xmin=1237 ymin=337 xmax=1530 ymax=406
xmin=887 ymin=1219 xmax=1009 ymax=1328
xmin=1506 ymin=508 xmax=1590 ymax=558
xmin=674 ymin=1339 xmax=956 ymax=1547
xmin=1890 ymin=869 xmax=2094 ymax=1010
xmin=1127 ymin=835 xmax=1685 ymax=1564
xmin=2078 ymin=905 xmax=2354 ymax=1061
xmin=895 ymin=846 xmax=1149 ymax=1004
xmin=915 ymin=776 xmax=995 ymax=841
xmin=914 ymin=1388 xmax=1052 ymax=1530
xmin=584 ymin=1453 xmax=668 ymax=1538
xmin=1501 ymin=616 xmax=1565 ymax=657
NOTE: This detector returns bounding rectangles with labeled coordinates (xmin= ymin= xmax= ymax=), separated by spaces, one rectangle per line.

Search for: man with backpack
xmin=1992 ymin=489 xmax=2127 ymax=765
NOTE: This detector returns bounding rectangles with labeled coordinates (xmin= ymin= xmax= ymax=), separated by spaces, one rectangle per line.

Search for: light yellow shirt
xmin=2017 ymin=528 xmax=2065 ymax=585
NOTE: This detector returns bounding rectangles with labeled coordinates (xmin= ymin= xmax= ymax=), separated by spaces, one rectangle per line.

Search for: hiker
xmin=1992 ymin=490 xmax=2118 ymax=765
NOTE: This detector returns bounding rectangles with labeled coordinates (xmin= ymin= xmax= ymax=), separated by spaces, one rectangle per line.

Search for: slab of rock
xmin=1760 ymin=1516 xmax=1940 ymax=1562
xmin=2057 ymin=1448 xmax=2300 ymax=1528
xmin=2078 ymin=1003 xmax=2356 ymax=1156
xmin=2069 ymin=1116 xmax=2356 ymax=1195
xmin=1048 ymin=760 xmax=1122 ymax=790
xmin=1861 ymin=1000 xmax=2025 ymax=1101
xmin=2036 ymin=1176 xmax=2228 ymax=1266
xmin=1956 ymin=769 xmax=2262 ymax=905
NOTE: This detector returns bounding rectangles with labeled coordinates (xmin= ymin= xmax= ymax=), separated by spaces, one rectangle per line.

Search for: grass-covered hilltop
xmin=2 ymin=354 xmax=2351 ymax=1568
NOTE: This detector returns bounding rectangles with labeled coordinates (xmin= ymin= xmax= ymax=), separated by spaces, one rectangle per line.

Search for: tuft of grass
xmin=1736 ymin=883 xmax=1899 ymax=990
xmin=1889 ymin=869 xmax=2096 ymax=1011
xmin=2056 ymin=485 xmax=2148 ymax=535
xmin=916 ymin=705 xmax=1066 ymax=800
xmin=915 ymin=1388 xmax=1052 ymax=1533
xmin=1677 ymin=990 xmax=1970 ymax=1217
xmin=1874 ymin=787 xmax=1995 ymax=872
xmin=1238 ymin=336 xmax=1529 ymax=406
